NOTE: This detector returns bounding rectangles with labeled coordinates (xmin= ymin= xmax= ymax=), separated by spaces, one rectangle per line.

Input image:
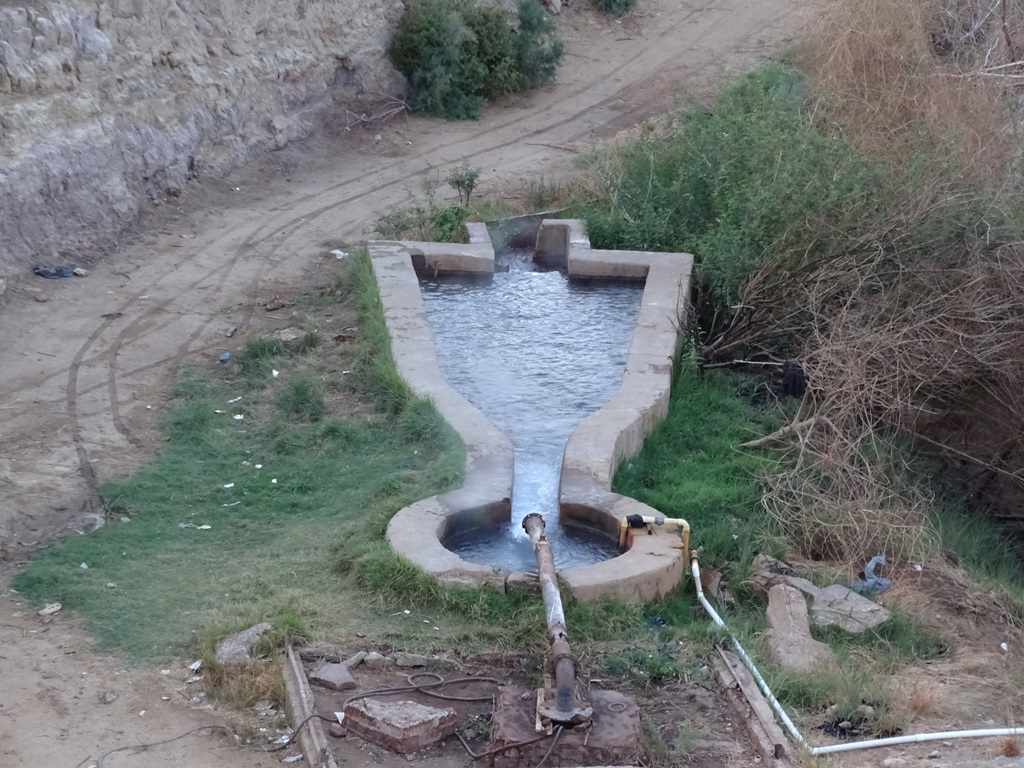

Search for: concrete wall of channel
xmin=372 ymin=222 xmax=694 ymax=602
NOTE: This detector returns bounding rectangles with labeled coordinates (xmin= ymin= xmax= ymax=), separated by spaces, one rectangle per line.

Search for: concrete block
xmin=215 ymin=622 xmax=272 ymax=665
xmin=762 ymin=584 xmax=835 ymax=673
xmin=309 ymin=661 xmax=357 ymax=692
xmin=490 ymin=687 xmax=643 ymax=768
xmin=344 ymin=698 xmax=458 ymax=754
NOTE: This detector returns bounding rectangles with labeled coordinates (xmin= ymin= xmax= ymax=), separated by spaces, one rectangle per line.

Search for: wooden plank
xmin=282 ymin=642 xmax=340 ymax=768
xmin=711 ymin=647 xmax=797 ymax=768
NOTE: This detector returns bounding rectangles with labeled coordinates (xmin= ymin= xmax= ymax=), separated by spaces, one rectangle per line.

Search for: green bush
xmin=390 ymin=0 xmax=563 ymax=120
xmin=514 ymin=0 xmax=564 ymax=89
xmin=594 ymin=0 xmax=635 ymax=17
xmin=575 ymin=66 xmax=885 ymax=328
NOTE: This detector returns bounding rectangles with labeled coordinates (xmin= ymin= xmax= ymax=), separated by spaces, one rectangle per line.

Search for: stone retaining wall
xmin=0 ymin=0 xmax=408 ymax=273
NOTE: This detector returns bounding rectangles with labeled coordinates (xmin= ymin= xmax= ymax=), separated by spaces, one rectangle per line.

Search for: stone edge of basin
xmin=370 ymin=222 xmax=694 ymax=602
xmin=370 ymin=241 xmax=512 ymax=591
xmin=545 ymin=219 xmax=693 ymax=602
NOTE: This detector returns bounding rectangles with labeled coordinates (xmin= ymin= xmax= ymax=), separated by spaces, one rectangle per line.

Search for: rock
xmin=297 ymin=642 xmax=347 ymax=663
xmin=882 ymin=756 xmax=908 ymax=767
xmin=811 ymin=584 xmax=891 ymax=633
xmin=363 ymin=651 xmax=389 ymax=669
xmin=851 ymin=704 xmax=875 ymax=722
xmin=0 ymin=41 xmax=37 ymax=92
xmin=761 ymin=584 xmax=836 ymax=673
xmin=101 ymin=690 xmax=119 ymax=704
xmin=343 ymin=698 xmax=458 ymax=754
xmin=214 ymin=622 xmax=273 ymax=665
xmin=928 ymin=750 xmax=942 ymax=759
xmin=749 ymin=555 xmax=891 ymax=633
xmin=73 ymin=267 xmax=88 ymax=277
xmin=393 ymin=652 xmax=430 ymax=668
xmin=329 ymin=722 xmax=347 ymax=738
xmin=343 ymin=651 xmax=367 ymax=669
xmin=270 ymin=327 xmax=303 ymax=343
xmin=34 ymin=294 xmax=48 ymax=303
xmin=309 ymin=661 xmax=357 ymax=692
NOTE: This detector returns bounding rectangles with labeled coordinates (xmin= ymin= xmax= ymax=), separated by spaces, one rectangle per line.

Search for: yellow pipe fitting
xmin=619 ymin=514 xmax=690 ymax=554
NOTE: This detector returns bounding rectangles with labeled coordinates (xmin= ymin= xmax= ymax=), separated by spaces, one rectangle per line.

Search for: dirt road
xmin=0 ymin=2 xmax=797 ymax=765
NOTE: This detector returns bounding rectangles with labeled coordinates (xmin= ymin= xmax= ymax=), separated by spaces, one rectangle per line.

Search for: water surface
xmin=419 ymin=245 xmax=643 ymax=571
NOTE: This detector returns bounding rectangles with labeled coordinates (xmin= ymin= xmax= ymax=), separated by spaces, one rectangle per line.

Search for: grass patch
xmin=276 ymin=375 xmax=327 ymax=422
xmin=374 ymin=169 xmax=575 ymax=243
xmin=12 ymin=251 xmax=464 ymax=659
xmin=813 ymin=609 xmax=950 ymax=669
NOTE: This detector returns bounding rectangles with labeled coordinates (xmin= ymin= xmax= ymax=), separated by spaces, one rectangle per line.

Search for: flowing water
xmin=418 ymin=241 xmax=643 ymax=571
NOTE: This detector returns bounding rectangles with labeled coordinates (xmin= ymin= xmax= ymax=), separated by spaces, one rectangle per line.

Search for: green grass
xmin=931 ymin=499 xmax=1024 ymax=623
xmin=12 ymin=364 xmax=462 ymax=658
xmin=813 ymin=608 xmax=950 ymax=669
xmin=276 ymin=375 xmax=327 ymax=422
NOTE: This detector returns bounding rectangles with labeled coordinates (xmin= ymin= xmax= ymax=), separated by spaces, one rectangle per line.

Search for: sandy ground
xmin=0 ymin=2 xmax=801 ymax=766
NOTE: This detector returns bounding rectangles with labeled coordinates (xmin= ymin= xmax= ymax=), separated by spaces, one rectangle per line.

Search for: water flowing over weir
xmin=418 ymin=236 xmax=643 ymax=571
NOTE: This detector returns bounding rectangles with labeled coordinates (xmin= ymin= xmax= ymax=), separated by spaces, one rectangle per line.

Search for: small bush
xmin=514 ymin=0 xmax=564 ymax=89
xmin=277 ymin=375 xmax=327 ymax=422
xmin=374 ymin=182 xmax=468 ymax=242
xmin=390 ymin=0 xmax=563 ymax=120
xmin=594 ymin=0 xmax=635 ymax=17
xmin=445 ymin=163 xmax=481 ymax=205
xmin=238 ymin=337 xmax=283 ymax=379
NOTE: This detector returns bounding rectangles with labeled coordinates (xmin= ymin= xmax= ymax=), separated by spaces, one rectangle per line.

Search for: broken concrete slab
xmin=762 ymin=584 xmax=835 ymax=674
xmin=363 ymin=651 xmax=390 ymax=669
xmin=393 ymin=652 xmax=431 ymax=668
xmin=344 ymin=698 xmax=457 ymax=754
xmin=297 ymin=642 xmax=348 ymax=664
xmin=343 ymin=651 xmax=367 ymax=669
xmin=270 ymin=327 xmax=303 ymax=344
xmin=215 ymin=622 xmax=272 ymax=665
xmin=811 ymin=584 xmax=891 ymax=633
xmin=309 ymin=661 xmax=357 ymax=692
xmin=749 ymin=555 xmax=890 ymax=633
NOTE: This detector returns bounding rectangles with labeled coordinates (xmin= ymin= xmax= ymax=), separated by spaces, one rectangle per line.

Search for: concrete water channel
xmin=370 ymin=219 xmax=694 ymax=602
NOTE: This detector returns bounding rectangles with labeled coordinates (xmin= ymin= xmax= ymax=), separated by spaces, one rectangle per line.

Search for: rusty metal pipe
xmin=522 ymin=513 xmax=575 ymax=715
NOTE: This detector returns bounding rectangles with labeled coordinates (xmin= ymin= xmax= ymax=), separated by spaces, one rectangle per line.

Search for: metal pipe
xmin=523 ymin=513 xmax=576 ymax=715
xmin=618 ymin=513 xmax=690 ymax=553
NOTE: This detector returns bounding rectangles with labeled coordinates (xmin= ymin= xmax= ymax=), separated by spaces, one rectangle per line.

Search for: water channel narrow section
xmin=418 ymin=235 xmax=643 ymax=571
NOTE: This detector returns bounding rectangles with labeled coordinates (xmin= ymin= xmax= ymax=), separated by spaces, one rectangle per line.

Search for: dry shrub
xmin=898 ymin=680 xmax=942 ymax=718
xmin=1003 ymin=736 xmax=1021 ymax=757
xmin=761 ymin=244 xmax=1024 ymax=563
xmin=739 ymin=0 xmax=1024 ymax=564
xmin=799 ymin=0 xmax=1021 ymax=178
xmin=203 ymin=658 xmax=286 ymax=709
xmin=762 ymin=424 xmax=940 ymax=563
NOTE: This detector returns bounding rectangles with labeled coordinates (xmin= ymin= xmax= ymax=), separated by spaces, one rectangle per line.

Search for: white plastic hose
xmin=690 ymin=554 xmax=1024 ymax=756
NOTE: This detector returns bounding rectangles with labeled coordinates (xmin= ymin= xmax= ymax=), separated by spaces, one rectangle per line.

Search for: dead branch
xmin=740 ymin=418 xmax=819 ymax=448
